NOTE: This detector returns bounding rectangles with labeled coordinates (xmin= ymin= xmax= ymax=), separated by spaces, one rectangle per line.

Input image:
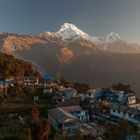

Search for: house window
xmin=67 ymin=128 xmax=76 ymax=135
xmin=113 ymin=109 xmax=115 ymax=112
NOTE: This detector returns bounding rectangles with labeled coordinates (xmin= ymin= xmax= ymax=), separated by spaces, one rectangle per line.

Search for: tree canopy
xmin=0 ymin=52 xmax=40 ymax=80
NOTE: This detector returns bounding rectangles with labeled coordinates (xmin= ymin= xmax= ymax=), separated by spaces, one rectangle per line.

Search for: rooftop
xmin=111 ymin=104 xmax=140 ymax=116
xmin=48 ymin=106 xmax=81 ymax=123
xmin=63 ymin=87 xmax=77 ymax=93
xmin=85 ymin=88 xmax=102 ymax=94
xmin=60 ymin=105 xmax=82 ymax=113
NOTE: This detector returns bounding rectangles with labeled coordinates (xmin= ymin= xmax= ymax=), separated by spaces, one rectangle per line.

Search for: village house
xmin=110 ymin=90 xmax=125 ymax=102
xmin=44 ymin=74 xmax=53 ymax=83
xmin=52 ymin=88 xmax=78 ymax=103
xmin=63 ymin=88 xmax=78 ymax=99
xmin=53 ymin=88 xmax=78 ymax=101
xmin=125 ymin=93 xmax=137 ymax=105
xmin=109 ymin=90 xmax=137 ymax=104
xmin=44 ymin=81 xmax=57 ymax=88
xmin=43 ymin=74 xmax=57 ymax=94
xmin=48 ymin=106 xmax=88 ymax=135
xmin=128 ymin=103 xmax=140 ymax=110
xmin=43 ymin=81 xmax=58 ymax=94
xmin=52 ymin=91 xmax=81 ymax=106
xmin=97 ymin=89 xmax=137 ymax=105
xmin=52 ymin=92 xmax=64 ymax=103
xmin=0 ymin=80 xmax=12 ymax=95
xmin=80 ymin=88 xmax=102 ymax=101
xmin=59 ymin=85 xmax=65 ymax=91
xmin=60 ymin=106 xmax=89 ymax=121
xmin=43 ymin=86 xmax=53 ymax=94
xmin=110 ymin=104 xmax=140 ymax=127
xmin=19 ymin=76 xmax=39 ymax=86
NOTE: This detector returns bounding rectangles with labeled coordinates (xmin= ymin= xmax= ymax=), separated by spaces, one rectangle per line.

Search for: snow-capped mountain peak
xmin=105 ymin=32 xmax=121 ymax=43
xmin=39 ymin=23 xmax=123 ymax=45
xmin=60 ymin=23 xmax=79 ymax=30
xmin=57 ymin=23 xmax=89 ymax=40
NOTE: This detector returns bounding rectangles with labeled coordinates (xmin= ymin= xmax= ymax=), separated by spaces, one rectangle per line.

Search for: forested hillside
xmin=0 ymin=52 xmax=40 ymax=79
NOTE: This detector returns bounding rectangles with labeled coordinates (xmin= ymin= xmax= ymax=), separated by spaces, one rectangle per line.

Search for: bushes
xmin=0 ymin=122 xmax=23 ymax=140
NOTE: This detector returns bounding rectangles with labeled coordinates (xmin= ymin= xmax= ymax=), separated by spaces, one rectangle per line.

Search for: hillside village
xmin=1 ymin=0 xmax=140 ymax=140
xmin=0 ymin=74 xmax=140 ymax=140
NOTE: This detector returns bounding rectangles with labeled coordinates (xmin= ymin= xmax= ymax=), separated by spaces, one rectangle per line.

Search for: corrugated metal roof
xmin=60 ymin=106 xmax=82 ymax=113
xmin=48 ymin=106 xmax=80 ymax=123
xmin=0 ymin=81 xmax=12 ymax=84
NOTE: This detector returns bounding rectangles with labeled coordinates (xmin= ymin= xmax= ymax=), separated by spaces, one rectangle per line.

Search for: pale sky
xmin=0 ymin=0 xmax=140 ymax=43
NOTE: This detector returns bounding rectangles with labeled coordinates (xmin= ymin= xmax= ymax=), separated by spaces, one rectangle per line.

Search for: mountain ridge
xmin=0 ymin=23 xmax=140 ymax=95
xmin=0 ymin=23 xmax=140 ymax=54
xmin=39 ymin=23 xmax=140 ymax=54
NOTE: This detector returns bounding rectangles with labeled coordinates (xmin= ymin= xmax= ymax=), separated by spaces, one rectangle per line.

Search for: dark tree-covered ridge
xmin=0 ymin=52 xmax=40 ymax=80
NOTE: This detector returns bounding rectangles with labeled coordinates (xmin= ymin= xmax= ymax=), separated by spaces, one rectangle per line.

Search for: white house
xmin=80 ymin=88 xmax=102 ymax=101
xmin=19 ymin=76 xmax=39 ymax=86
xmin=111 ymin=89 xmax=136 ymax=105
xmin=110 ymin=104 xmax=140 ymax=126
xmin=125 ymin=93 xmax=136 ymax=105
xmin=129 ymin=103 xmax=140 ymax=110
xmin=48 ymin=106 xmax=88 ymax=135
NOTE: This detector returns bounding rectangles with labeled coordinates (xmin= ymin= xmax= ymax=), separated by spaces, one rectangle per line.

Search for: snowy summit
xmin=39 ymin=23 xmax=123 ymax=45
xmin=57 ymin=23 xmax=89 ymax=40
xmin=105 ymin=32 xmax=121 ymax=43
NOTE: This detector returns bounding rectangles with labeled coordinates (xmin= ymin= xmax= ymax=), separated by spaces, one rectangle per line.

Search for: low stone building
xmin=48 ymin=106 xmax=88 ymax=135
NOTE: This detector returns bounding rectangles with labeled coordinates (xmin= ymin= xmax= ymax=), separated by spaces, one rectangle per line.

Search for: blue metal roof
xmin=0 ymin=81 xmax=12 ymax=84
xmin=44 ymin=74 xmax=53 ymax=81
xmin=0 ymin=81 xmax=5 ymax=84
